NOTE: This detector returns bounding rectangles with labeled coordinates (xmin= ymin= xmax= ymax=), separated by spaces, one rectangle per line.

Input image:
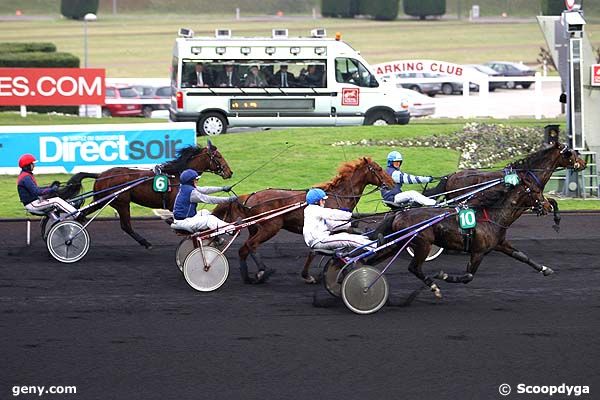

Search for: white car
xmin=397 ymin=88 xmax=435 ymax=117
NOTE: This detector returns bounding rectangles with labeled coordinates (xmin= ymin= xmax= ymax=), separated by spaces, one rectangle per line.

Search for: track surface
xmin=1 ymin=213 xmax=599 ymax=399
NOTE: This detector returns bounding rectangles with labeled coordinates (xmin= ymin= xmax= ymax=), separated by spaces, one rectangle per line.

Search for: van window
xmin=335 ymin=58 xmax=378 ymax=88
xmin=180 ymin=59 xmax=326 ymax=89
xmin=171 ymin=56 xmax=179 ymax=87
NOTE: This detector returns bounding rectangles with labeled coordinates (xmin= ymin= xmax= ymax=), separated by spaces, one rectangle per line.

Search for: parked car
xmin=396 ymin=72 xmax=441 ymax=96
xmin=398 ymin=88 xmax=435 ymax=117
xmin=132 ymin=85 xmax=171 ymax=118
xmin=464 ymin=64 xmax=505 ymax=92
xmin=103 ymin=85 xmax=143 ymax=117
xmin=437 ymin=75 xmax=478 ymax=95
xmin=484 ymin=61 xmax=535 ymax=89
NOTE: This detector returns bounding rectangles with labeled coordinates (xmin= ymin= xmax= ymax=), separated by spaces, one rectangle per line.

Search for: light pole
xmin=83 ymin=13 xmax=97 ymax=116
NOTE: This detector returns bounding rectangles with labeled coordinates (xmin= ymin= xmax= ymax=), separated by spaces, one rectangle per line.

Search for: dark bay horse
xmin=212 ymin=157 xmax=395 ymax=284
xmin=84 ymin=141 xmax=233 ymax=248
xmin=371 ymin=143 xmax=584 ymax=299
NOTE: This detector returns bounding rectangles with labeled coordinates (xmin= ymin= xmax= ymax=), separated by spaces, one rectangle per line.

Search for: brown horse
xmin=212 ymin=157 xmax=395 ymax=284
xmin=84 ymin=141 xmax=233 ymax=248
xmin=371 ymin=142 xmax=584 ymax=299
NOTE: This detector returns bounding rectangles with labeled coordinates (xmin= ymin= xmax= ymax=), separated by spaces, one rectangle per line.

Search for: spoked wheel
xmin=183 ymin=246 xmax=229 ymax=292
xmin=406 ymin=244 xmax=444 ymax=262
xmin=46 ymin=220 xmax=90 ymax=263
xmin=341 ymin=266 xmax=389 ymax=315
xmin=323 ymin=258 xmax=346 ymax=297
xmin=175 ymin=238 xmax=195 ymax=272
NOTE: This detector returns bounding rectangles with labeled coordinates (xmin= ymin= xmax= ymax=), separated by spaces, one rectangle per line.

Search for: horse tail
xmin=422 ymin=174 xmax=451 ymax=198
xmin=56 ymin=172 xmax=99 ymax=200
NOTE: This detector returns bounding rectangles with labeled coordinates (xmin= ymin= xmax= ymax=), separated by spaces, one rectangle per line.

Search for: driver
xmin=171 ymin=168 xmax=237 ymax=233
xmin=303 ymin=188 xmax=377 ymax=251
xmin=16 ymin=153 xmax=79 ymax=216
xmin=381 ymin=151 xmax=436 ymax=206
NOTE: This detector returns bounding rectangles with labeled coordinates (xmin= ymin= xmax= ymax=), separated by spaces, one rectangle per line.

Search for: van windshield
xmin=180 ymin=59 xmax=327 ymax=89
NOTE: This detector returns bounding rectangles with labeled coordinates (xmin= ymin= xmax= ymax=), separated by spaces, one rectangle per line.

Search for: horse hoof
xmin=430 ymin=284 xmax=443 ymax=299
xmin=462 ymin=273 xmax=474 ymax=283
xmin=255 ymin=269 xmax=275 ymax=284
xmin=434 ymin=270 xmax=448 ymax=280
xmin=541 ymin=266 xmax=554 ymax=276
xmin=303 ymin=275 xmax=317 ymax=284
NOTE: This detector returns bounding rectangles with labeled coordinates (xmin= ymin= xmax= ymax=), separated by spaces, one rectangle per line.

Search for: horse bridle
xmin=191 ymin=148 xmax=227 ymax=177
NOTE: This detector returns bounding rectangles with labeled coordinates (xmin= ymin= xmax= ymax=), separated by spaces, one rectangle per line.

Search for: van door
xmin=332 ymin=58 xmax=384 ymax=125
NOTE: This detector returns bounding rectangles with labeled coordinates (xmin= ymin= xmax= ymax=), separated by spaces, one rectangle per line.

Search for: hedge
xmin=541 ymin=0 xmax=566 ymax=15
xmin=0 ymin=52 xmax=80 ymax=68
xmin=359 ymin=0 xmax=399 ymax=20
xmin=403 ymin=0 xmax=446 ymax=19
xmin=0 ymin=43 xmax=57 ymax=54
xmin=60 ymin=0 xmax=99 ymax=20
xmin=321 ymin=0 xmax=359 ymax=18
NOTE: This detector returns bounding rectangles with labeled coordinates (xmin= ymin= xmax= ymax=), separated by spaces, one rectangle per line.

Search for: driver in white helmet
xmin=382 ymin=151 xmax=436 ymax=206
xmin=303 ymin=188 xmax=377 ymax=252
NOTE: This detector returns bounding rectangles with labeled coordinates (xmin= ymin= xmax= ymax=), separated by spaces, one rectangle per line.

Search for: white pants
xmin=172 ymin=209 xmax=233 ymax=233
xmin=394 ymin=190 xmax=436 ymax=206
xmin=311 ymin=232 xmax=376 ymax=252
xmin=26 ymin=197 xmax=78 ymax=216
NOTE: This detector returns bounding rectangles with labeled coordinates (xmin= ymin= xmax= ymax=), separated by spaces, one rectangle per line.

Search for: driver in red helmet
xmin=16 ymin=154 xmax=79 ymax=217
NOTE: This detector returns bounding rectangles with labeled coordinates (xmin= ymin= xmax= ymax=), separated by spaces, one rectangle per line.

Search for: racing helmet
xmin=18 ymin=154 xmax=37 ymax=169
xmin=180 ymin=169 xmax=200 ymax=184
xmin=387 ymin=151 xmax=403 ymax=166
xmin=306 ymin=188 xmax=328 ymax=205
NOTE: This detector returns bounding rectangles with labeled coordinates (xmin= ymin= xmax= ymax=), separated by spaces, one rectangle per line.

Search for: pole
xmin=113 ymin=0 xmax=117 ymax=15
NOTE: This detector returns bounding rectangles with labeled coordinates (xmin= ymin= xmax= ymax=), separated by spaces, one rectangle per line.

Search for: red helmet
xmin=18 ymin=154 xmax=37 ymax=168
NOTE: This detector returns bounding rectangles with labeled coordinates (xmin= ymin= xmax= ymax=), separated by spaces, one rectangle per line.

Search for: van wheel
xmin=441 ymin=83 xmax=454 ymax=95
xmin=521 ymin=83 xmax=532 ymax=89
xmin=198 ymin=113 xmax=227 ymax=136
xmin=101 ymin=108 xmax=111 ymax=117
xmin=365 ymin=111 xmax=395 ymax=126
xmin=506 ymin=81 xmax=516 ymax=89
xmin=142 ymin=106 xmax=153 ymax=118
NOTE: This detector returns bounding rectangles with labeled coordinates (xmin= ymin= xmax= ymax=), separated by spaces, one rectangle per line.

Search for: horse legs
xmin=238 ymin=223 xmax=279 ymax=284
xmin=494 ymin=240 xmax=554 ymax=276
xmin=114 ymin=202 xmax=153 ymax=249
xmin=407 ymin=242 xmax=443 ymax=299
xmin=301 ymin=252 xmax=317 ymax=284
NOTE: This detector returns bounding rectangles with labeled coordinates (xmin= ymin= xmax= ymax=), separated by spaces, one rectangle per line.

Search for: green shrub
xmin=403 ymin=0 xmax=446 ymax=19
xmin=0 ymin=52 xmax=80 ymax=68
xmin=540 ymin=0 xmax=566 ymax=15
xmin=60 ymin=0 xmax=99 ymax=20
xmin=359 ymin=0 xmax=399 ymax=20
xmin=321 ymin=0 xmax=359 ymax=18
xmin=0 ymin=42 xmax=56 ymax=53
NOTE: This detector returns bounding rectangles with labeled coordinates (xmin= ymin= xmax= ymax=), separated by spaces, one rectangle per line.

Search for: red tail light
xmin=176 ymin=91 xmax=183 ymax=109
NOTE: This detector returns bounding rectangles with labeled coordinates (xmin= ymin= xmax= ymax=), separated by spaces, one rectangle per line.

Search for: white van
xmin=169 ymin=28 xmax=410 ymax=135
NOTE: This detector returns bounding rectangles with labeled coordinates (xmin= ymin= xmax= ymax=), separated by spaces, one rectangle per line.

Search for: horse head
xmin=557 ymin=143 xmax=586 ymax=171
xmin=361 ymin=157 xmax=395 ymax=189
xmin=188 ymin=141 xmax=233 ymax=179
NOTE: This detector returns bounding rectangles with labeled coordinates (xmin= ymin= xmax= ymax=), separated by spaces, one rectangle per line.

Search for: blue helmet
xmin=306 ymin=188 xmax=328 ymax=205
xmin=387 ymin=151 xmax=403 ymax=166
xmin=180 ymin=169 xmax=200 ymax=184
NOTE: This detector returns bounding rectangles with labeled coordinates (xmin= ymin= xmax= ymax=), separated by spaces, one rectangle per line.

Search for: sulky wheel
xmin=46 ymin=220 xmax=90 ymax=263
xmin=183 ymin=246 xmax=229 ymax=292
xmin=323 ymin=258 xmax=346 ymax=297
xmin=341 ymin=266 xmax=389 ymax=315
xmin=406 ymin=244 xmax=444 ymax=262
xmin=175 ymin=238 xmax=195 ymax=272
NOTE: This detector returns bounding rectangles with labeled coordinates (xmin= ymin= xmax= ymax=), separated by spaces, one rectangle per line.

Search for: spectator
xmin=244 ymin=65 xmax=267 ymax=88
xmin=216 ymin=64 xmax=240 ymax=87
xmin=271 ymin=64 xmax=296 ymax=88
xmin=188 ymin=62 xmax=212 ymax=87
xmin=300 ymin=64 xmax=323 ymax=87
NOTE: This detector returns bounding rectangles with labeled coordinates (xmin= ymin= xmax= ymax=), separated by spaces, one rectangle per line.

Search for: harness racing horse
xmin=84 ymin=141 xmax=233 ymax=249
xmin=212 ymin=157 xmax=395 ymax=284
xmin=423 ymin=141 xmax=586 ymax=228
xmin=370 ymin=143 xmax=584 ymax=299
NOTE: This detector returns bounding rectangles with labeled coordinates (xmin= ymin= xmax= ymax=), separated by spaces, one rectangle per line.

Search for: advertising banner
xmin=0 ymin=68 xmax=105 ymax=106
xmin=0 ymin=123 xmax=197 ymax=174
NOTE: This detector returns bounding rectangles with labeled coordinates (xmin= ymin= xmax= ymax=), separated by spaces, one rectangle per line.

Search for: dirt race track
xmin=1 ymin=213 xmax=599 ymax=400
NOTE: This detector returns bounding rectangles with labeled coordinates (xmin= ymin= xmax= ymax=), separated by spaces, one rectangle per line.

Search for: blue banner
xmin=0 ymin=123 xmax=197 ymax=174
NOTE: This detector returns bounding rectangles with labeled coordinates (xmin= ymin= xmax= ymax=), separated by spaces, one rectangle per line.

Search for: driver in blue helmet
xmin=171 ymin=169 xmax=237 ymax=232
xmin=381 ymin=151 xmax=436 ymax=206
xmin=303 ymin=188 xmax=376 ymax=251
